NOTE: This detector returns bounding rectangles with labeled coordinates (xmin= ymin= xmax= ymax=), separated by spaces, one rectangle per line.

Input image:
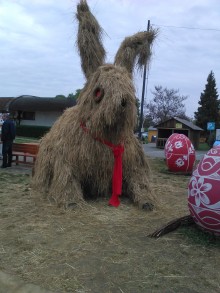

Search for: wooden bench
xmin=12 ymin=143 xmax=39 ymax=166
xmin=156 ymin=138 xmax=167 ymax=149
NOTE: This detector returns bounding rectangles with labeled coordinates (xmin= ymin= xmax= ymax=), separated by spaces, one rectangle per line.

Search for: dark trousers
xmin=2 ymin=140 xmax=13 ymax=167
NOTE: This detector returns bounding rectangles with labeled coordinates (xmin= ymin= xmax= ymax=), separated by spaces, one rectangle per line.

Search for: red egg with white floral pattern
xmin=188 ymin=146 xmax=220 ymax=236
xmin=164 ymin=133 xmax=195 ymax=173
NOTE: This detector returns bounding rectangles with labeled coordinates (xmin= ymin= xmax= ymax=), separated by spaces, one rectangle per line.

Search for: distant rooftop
xmin=155 ymin=117 xmax=203 ymax=131
xmin=0 ymin=95 xmax=76 ymax=112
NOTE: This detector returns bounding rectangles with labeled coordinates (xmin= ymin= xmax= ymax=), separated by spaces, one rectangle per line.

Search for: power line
xmin=152 ymin=24 xmax=220 ymax=32
xmin=107 ymin=24 xmax=220 ymax=42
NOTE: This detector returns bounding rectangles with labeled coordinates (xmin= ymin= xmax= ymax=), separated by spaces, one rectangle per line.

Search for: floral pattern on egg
xmin=188 ymin=146 xmax=220 ymax=236
xmin=164 ymin=133 xmax=195 ymax=173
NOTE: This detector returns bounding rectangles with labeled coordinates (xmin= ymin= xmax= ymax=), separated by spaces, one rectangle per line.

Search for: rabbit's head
xmin=76 ymin=0 xmax=157 ymax=142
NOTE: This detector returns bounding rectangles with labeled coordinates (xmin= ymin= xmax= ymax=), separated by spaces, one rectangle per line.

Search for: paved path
xmin=0 ymin=143 xmax=208 ymax=174
xmin=0 ymin=163 xmax=32 ymax=175
xmin=143 ymin=143 xmax=207 ymax=161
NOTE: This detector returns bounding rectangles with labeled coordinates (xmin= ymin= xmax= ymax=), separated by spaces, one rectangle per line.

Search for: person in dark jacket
xmin=1 ymin=113 xmax=16 ymax=168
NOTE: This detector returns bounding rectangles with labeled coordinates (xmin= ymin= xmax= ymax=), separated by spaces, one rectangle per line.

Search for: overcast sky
xmin=1 ymin=0 xmax=220 ymax=118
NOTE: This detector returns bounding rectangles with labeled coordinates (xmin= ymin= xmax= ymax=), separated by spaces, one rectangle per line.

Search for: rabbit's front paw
xmin=142 ymin=202 xmax=154 ymax=211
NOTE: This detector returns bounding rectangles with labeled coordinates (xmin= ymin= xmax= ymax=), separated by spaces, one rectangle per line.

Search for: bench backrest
xmin=12 ymin=143 xmax=39 ymax=155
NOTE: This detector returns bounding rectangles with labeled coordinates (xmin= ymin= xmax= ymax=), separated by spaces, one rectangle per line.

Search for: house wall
xmin=148 ymin=130 xmax=157 ymax=142
xmin=21 ymin=111 xmax=62 ymax=127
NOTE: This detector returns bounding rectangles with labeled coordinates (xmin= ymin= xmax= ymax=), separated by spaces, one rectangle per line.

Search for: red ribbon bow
xmin=80 ymin=122 xmax=124 ymax=207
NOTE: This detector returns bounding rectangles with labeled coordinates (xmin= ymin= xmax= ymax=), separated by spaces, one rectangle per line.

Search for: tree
xmin=143 ymin=114 xmax=153 ymax=129
xmin=146 ymin=85 xmax=188 ymax=125
xmin=55 ymin=94 xmax=66 ymax=99
xmin=134 ymin=97 xmax=140 ymax=131
xmin=194 ymin=71 xmax=219 ymax=131
xmin=68 ymin=89 xmax=81 ymax=101
xmin=54 ymin=90 xmax=82 ymax=101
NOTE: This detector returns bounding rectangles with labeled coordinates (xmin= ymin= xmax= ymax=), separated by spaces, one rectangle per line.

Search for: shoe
xmin=7 ymin=164 xmax=11 ymax=167
xmin=1 ymin=165 xmax=7 ymax=168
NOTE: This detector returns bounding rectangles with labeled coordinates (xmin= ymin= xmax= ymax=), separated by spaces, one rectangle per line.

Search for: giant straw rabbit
xmin=32 ymin=0 xmax=158 ymax=210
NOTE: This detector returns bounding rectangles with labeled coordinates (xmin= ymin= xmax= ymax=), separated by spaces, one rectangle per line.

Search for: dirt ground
xmin=0 ymin=157 xmax=219 ymax=293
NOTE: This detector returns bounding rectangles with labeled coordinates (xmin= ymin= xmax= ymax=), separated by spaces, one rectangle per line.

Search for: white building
xmin=8 ymin=95 xmax=76 ymax=127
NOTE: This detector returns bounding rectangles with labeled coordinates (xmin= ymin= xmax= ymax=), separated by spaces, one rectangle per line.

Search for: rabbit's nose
xmin=121 ymin=99 xmax=126 ymax=107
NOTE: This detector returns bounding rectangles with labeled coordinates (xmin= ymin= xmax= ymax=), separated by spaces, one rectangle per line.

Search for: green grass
xmin=198 ymin=143 xmax=210 ymax=151
xmin=15 ymin=136 xmax=40 ymax=144
xmin=180 ymin=225 xmax=220 ymax=247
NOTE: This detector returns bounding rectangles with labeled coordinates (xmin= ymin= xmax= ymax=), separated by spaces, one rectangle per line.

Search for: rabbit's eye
xmin=93 ymin=87 xmax=104 ymax=103
xmin=121 ymin=98 xmax=126 ymax=107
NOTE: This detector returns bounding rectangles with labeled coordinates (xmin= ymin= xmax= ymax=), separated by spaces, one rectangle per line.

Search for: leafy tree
xmin=134 ymin=97 xmax=140 ymax=131
xmin=68 ymin=89 xmax=81 ymax=101
xmin=55 ymin=94 xmax=66 ymax=99
xmin=194 ymin=71 xmax=219 ymax=130
xmin=143 ymin=114 xmax=153 ymax=129
xmin=146 ymin=85 xmax=188 ymax=125
xmin=54 ymin=90 xmax=82 ymax=101
xmin=136 ymin=97 xmax=140 ymax=118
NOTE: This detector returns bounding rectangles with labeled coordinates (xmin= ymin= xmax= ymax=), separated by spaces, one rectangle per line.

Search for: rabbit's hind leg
xmin=48 ymin=173 xmax=85 ymax=209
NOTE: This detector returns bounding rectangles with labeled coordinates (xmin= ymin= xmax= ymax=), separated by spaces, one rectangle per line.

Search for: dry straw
xmin=32 ymin=0 xmax=158 ymax=209
xmin=115 ymin=30 xmax=158 ymax=74
xmin=76 ymin=0 xmax=106 ymax=79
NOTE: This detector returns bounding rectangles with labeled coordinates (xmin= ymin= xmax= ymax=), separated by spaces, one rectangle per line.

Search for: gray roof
xmin=155 ymin=117 xmax=203 ymax=131
xmin=174 ymin=117 xmax=203 ymax=131
xmin=8 ymin=95 xmax=76 ymax=112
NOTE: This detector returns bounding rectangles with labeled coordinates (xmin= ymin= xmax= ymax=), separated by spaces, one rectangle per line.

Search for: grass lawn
xmin=15 ymin=136 xmax=40 ymax=144
xmin=0 ymin=157 xmax=219 ymax=292
xmin=198 ymin=142 xmax=210 ymax=151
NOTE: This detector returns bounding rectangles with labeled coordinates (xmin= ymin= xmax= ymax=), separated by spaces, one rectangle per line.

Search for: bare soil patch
xmin=0 ymin=157 xmax=219 ymax=293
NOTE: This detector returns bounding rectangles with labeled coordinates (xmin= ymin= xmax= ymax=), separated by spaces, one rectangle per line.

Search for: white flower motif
xmin=189 ymin=177 xmax=212 ymax=207
xmin=175 ymin=141 xmax=183 ymax=149
xmin=176 ymin=134 xmax=184 ymax=140
xmin=210 ymin=148 xmax=218 ymax=155
xmin=188 ymin=146 xmax=195 ymax=154
xmin=165 ymin=141 xmax=173 ymax=153
xmin=175 ymin=158 xmax=184 ymax=167
xmin=167 ymin=145 xmax=173 ymax=152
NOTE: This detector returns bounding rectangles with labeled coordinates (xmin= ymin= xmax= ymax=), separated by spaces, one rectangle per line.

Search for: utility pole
xmin=138 ymin=20 xmax=150 ymax=139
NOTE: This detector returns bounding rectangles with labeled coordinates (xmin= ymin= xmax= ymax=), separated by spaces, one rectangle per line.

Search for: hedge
xmin=16 ymin=125 xmax=51 ymax=139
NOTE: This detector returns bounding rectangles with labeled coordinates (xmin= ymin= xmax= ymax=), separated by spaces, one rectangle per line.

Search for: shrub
xmin=207 ymin=132 xmax=215 ymax=148
xmin=16 ymin=125 xmax=50 ymax=139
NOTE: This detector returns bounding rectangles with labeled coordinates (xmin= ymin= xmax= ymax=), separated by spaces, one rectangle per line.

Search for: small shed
xmin=155 ymin=117 xmax=203 ymax=150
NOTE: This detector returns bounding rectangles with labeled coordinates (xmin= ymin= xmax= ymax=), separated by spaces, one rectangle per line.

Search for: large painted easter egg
xmin=188 ymin=146 xmax=220 ymax=235
xmin=164 ymin=133 xmax=195 ymax=173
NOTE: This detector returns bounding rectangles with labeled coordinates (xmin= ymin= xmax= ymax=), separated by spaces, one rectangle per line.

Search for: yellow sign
xmin=176 ymin=123 xmax=182 ymax=128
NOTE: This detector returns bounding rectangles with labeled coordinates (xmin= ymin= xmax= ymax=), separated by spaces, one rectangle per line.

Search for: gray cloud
xmin=0 ymin=0 xmax=220 ymax=118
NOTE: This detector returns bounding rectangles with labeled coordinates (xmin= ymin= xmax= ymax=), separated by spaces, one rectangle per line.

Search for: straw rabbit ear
xmin=76 ymin=0 xmax=106 ymax=79
xmin=114 ymin=30 xmax=158 ymax=75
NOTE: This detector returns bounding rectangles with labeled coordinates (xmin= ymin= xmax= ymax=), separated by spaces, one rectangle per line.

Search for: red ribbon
xmin=102 ymin=141 xmax=124 ymax=207
xmin=80 ymin=122 xmax=124 ymax=207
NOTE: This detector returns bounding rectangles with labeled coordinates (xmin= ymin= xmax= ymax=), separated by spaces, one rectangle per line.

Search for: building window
xmin=22 ymin=112 xmax=35 ymax=120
